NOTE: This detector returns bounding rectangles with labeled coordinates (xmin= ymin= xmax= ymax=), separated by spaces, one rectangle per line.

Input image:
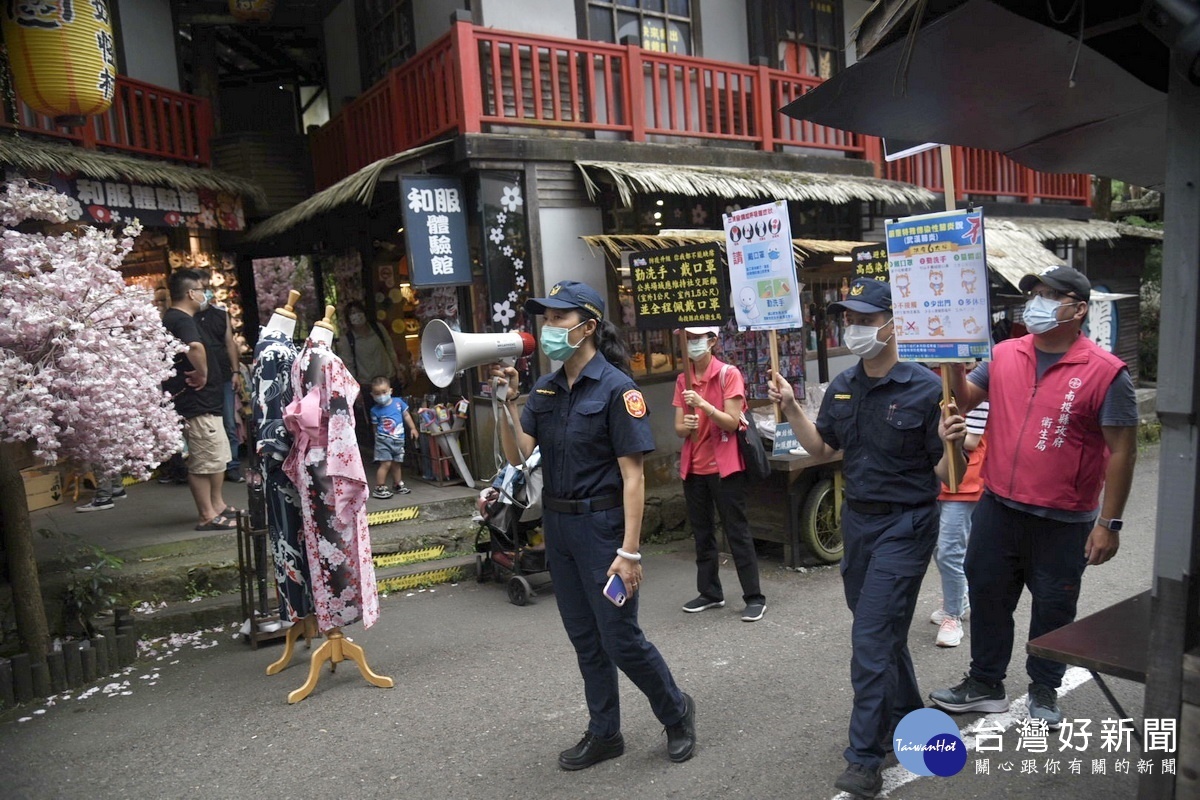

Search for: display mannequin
xmin=278 ymin=305 xmax=391 ymax=702
xmin=251 ymin=291 xmax=314 ymax=635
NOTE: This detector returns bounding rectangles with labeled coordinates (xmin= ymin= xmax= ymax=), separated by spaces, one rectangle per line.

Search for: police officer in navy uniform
xmin=494 ymin=280 xmax=696 ymax=770
xmin=768 ymin=278 xmax=966 ymax=798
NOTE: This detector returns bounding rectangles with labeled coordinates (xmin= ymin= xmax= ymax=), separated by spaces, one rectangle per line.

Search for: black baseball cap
xmin=1019 ymin=266 xmax=1091 ymax=302
xmin=828 ymin=278 xmax=893 ymax=314
xmin=524 ymin=280 xmax=605 ymax=321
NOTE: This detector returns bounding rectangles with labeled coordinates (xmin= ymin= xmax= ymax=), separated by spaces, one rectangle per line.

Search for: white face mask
xmin=844 ymin=322 xmax=892 ymax=359
xmin=1023 ymin=294 xmax=1075 ymax=334
xmin=686 ymin=338 xmax=712 ymax=361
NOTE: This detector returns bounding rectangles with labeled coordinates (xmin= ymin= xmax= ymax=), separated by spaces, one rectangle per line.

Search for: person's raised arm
xmin=766 ymin=370 xmax=836 ymax=459
xmin=935 ymin=401 xmax=968 ymax=485
xmin=947 ymin=362 xmax=987 ymax=413
xmin=492 ymin=365 xmax=536 ymax=465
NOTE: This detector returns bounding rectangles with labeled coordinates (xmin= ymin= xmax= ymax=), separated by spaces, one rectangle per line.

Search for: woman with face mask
xmin=672 ymin=326 xmax=766 ymax=622
xmin=334 ymin=300 xmax=405 ymax=440
xmin=767 ymin=277 xmax=967 ymax=799
xmin=492 ymin=280 xmax=696 ymax=771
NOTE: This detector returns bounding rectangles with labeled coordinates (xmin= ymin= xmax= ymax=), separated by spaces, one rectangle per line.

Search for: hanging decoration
xmin=1 ymin=0 xmax=117 ymax=126
xmin=228 ymin=0 xmax=276 ymax=23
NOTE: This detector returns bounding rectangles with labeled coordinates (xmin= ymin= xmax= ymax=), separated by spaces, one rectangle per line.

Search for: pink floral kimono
xmin=282 ymin=339 xmax=379 ymax=632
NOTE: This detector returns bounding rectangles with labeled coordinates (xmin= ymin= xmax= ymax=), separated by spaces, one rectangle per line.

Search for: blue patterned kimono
xmin=251 ymin=328 xmax=313 ymax=621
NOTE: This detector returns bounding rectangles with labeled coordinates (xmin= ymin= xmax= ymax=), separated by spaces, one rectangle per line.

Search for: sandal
xmin=195 ymin=514 xmax=237 ymax=531
xmin=220 ymin=506 xmax=242 ymax=518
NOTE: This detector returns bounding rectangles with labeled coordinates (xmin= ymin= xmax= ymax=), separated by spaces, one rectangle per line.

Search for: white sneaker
xmin=930 ymin=600 xmax=970 ymax=625
xmin=936 ymin=615 xmax=964 ymax=647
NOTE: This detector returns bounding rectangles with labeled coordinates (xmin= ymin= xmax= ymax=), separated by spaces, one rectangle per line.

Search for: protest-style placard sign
xmin=724 ymin=201 xmax=804 ymax=331
xmin=724 ymin=200 xmax=804 ymax=455
xmin=885 ymin=208 xmax=992 ymax=363
xmin=628 ymin=242 xmax=726 ymax=330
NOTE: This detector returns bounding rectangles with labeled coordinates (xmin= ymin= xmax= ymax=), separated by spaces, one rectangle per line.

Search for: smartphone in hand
xmin=603 ymin=574 xmax=627 ymax=607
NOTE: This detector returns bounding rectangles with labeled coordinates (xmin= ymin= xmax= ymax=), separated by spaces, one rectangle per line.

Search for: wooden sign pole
xmin=768 ymin=330 xmax=782 ymax=424
xmin=679 ymin=329 xmax=698 ymax=444
xmin=939 ymin=144 xmax=961 ymax=492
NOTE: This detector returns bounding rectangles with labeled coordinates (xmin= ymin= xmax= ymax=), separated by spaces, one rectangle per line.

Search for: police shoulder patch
xmin=623 ymin=389 xmax=647 ymax=418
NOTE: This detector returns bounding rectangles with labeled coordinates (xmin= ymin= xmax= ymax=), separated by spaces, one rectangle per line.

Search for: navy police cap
xmin=525 ymin=280 xmax=605 ymax=321
xmin=828 ymin=278 xmax=893 ymax=314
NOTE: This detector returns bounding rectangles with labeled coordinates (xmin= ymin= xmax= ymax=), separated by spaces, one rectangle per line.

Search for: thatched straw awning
xmin=0 ymin=135 xmax=267 ymax=208
xmin=244 ymin=140 xmax=452 ymax=243
xmin=581 ymin=231 xmax=869 ymax=266
xmin=994 ymin=216 xmax=1163 ymax=243
xmin=576 ymin=160 xmax=936 ymax=208
xmin=982 ymin=225 xmax=1066 ymax=292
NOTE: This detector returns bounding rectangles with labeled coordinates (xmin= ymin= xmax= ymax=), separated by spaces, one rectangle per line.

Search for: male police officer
xmin=769 ymin=278 xmax=965 ymax=798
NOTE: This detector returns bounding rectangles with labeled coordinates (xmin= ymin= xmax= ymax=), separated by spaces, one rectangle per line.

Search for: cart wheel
xmin=508 ymin=575 xmax=533 ymax=606
xmin=801 ymin=478 xmax=843 ymax=563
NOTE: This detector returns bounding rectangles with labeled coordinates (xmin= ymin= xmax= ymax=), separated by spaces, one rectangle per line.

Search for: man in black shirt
xmin=195 ymin=269 xmax=244 ymax=483
xmin=163 ymin=269 xmax=235 ymax=531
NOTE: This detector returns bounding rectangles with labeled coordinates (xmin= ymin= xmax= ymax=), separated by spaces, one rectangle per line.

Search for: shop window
xmin=583 ymin=0 xmax=694 ymax=55
xmin=357 ymin=0 xmax=416 ymax=87
xmin=762 ymin=0 xmax=842 ymax=79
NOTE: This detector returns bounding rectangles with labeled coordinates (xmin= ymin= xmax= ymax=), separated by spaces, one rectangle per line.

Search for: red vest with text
xmin=982 ymin=334 xmax=1124 ymax=512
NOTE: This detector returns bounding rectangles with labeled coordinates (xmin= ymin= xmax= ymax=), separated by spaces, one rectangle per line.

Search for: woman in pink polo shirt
xmin=673 ymin=326 xmax=765 ymax=622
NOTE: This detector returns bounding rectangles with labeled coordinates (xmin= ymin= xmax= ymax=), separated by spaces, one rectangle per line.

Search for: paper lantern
xmin=2 ymin=0 xmax=116 ymax=127
xmin=228 ymin=0 xmax=276 ymax=22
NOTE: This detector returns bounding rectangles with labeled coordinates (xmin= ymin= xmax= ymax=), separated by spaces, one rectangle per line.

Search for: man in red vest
xmin=930 ymin=266 xmax=1138 ymax=729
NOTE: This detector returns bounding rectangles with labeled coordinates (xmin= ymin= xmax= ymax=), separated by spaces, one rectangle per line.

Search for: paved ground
xmin=2 ymin=445 xmax=1164 ymax=799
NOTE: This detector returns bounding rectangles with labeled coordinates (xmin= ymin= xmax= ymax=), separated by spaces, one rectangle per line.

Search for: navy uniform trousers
xmin=544 ymin=505 xmax=687 ymax=737
xmin=841 ymin=502 xmax=939 ymax=769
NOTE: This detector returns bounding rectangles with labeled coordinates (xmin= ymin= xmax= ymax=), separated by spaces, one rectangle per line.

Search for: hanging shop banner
xmin=724 ymin=201 xmax=804 ymax=331
xmin=47 ymin=175 xmax=245 ymax=230
xmin=885 ymin=208 xmax=992 ymax=362
xmin=479 ymin=172 xmax=532 ymax=332
xmin=400 ymin=175 xmax=471 ymax=287
xmin=629 ymin=242 xmax=726 ymax=330
xmin=850 ymin=243 xmax=889 ymax=282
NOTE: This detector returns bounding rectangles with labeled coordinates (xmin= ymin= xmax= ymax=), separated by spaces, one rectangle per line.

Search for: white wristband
xmin=616 ymin=548 xmax=642 ymax=562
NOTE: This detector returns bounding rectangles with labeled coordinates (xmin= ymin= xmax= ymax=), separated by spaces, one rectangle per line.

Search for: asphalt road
xmin=0 ymin=445 xmax=1163 ymax=799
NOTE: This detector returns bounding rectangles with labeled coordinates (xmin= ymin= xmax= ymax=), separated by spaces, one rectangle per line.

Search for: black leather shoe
xmin=665 ymin=692 xmax=696 ymax=762
xmin=558 ymin=731 xmax=624 ymax=771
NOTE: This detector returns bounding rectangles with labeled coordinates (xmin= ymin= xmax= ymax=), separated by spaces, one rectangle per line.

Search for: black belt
xmin=543 ymin=493 xmax=623 ymax=515
xmin=846 ymin=498 xmax=933 ymax=516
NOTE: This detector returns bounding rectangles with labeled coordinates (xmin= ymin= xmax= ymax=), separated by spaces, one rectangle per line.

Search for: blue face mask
xmin=1023 ymin=294 xmax=1075 ymax=334
xmin=373 ymin=393 xmax=392 ymax=406
xmin=539 ymin=320 xmax=587 ymax=362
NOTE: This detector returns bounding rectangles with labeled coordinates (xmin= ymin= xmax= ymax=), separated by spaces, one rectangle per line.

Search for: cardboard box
xmin=21 ymin=468 xmax=63 ymax=511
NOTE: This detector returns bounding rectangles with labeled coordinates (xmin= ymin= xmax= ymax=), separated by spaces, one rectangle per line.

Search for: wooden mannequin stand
xmin=286 ymin=626 xmax=394 ymax=704
xmin=265 ymin=615 xmax=319 ymax=676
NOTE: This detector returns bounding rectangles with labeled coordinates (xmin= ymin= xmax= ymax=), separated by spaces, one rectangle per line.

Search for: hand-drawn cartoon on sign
xmin=724 ymin=201 xmax=804 ymax=331
xmin=885 ymin=209 xmax=992 ymax=362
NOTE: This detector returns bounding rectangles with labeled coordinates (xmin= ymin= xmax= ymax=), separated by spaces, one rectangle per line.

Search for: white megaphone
xmin=421 ymin=319 xmax=535 ymax=388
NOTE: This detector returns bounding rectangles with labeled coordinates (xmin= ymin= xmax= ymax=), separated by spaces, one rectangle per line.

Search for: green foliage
xmin=38 ymin=528 xmax=125 ymax=637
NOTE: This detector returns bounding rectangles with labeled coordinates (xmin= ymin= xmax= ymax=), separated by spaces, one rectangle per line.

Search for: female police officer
xmin=493 ymin=280 xmax=696 ymax=770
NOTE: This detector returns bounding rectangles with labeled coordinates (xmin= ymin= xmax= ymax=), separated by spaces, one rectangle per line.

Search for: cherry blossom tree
xmin=0 ymin=180 xmax=184 ymax=664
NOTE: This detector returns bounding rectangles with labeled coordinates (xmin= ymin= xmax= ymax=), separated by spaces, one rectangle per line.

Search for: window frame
xmin=356 ymin=0 xmax=417 ymax=89
xmin=577 ymin=0 xmax=699 ymax=56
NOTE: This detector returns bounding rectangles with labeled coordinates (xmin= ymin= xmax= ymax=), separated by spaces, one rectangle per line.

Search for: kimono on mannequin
xmin=282 ymin=338 xmax=379 ymax=632
xmin=251 ymin=329 xmax=313 ymax=621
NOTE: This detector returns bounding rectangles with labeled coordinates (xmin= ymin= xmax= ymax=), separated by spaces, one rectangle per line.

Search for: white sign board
xmin=724 ymin=201 xmax=804 ymax=331
xmin=885 ymin=208 xmax=992 ymax=362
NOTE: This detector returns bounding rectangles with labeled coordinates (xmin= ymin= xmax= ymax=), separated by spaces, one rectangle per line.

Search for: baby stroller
xmin=474 ymin=449 xmax=548 ymax=606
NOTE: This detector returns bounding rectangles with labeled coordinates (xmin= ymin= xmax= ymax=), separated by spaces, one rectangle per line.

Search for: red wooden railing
xmin=310 ymin=20 xmax=1090 ymax=206
xmin=879 ymin=144 xmax=1091 ymax=205
xmin=0 ymin=75 xmax=212 ymax=166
